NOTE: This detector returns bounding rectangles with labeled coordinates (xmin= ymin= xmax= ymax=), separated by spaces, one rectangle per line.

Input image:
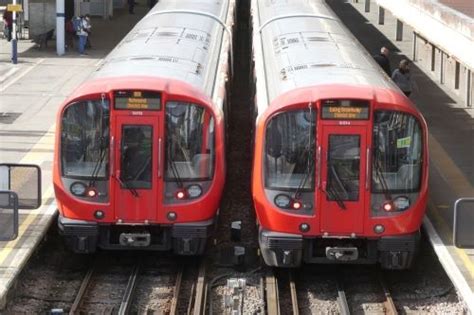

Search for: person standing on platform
xmin=128 ymin=0 xmax=135 ymax=14
xmin=2 ymin=10 xmax=13 ymax=42
xmin=373 ymin=46 xmax=391 ymax=75
xmin=77 ymin=15 xmax=91 ymax=56
xmin=392 ymin=59 xmax=412 ymax=97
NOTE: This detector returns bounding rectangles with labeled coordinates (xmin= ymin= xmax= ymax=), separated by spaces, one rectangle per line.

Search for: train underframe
xmin=259 ymin=228 xmax=420 ymax=270
xmin=58 ymin=215 xmax=214 ymax=255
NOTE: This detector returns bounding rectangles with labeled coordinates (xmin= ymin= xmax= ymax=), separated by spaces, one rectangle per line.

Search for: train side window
xmin=264 ymin=109 xmax=316 ymax=191
xmin=372 ymin=111 xmax=422 ymax=193
xmin=61 ymin=100 xmax=110 ymax=179
xmin=165 ymin=102 xmax=215 ymax=181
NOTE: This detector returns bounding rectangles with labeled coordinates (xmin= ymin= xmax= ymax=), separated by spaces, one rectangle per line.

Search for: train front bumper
xmin=58 ymin=215 xmax=214 ymax=255
xmin=259 ymin=228 xmax=420 ymax=269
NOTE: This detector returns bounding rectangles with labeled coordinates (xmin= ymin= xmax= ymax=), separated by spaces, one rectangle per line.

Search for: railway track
xmin=264 ymin=269 xmax=300 ymax=315
xmin=68 ymin=256 xmax=207 ymax=314
xmin=264 ymin=267 xmax=399 ymax=315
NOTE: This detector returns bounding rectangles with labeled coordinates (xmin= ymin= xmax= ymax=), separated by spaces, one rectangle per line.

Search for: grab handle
xmin=110 ymin=136 xmax=115 ymax=177
xmin=158 ymin=138 xmax=162 ymax=178
xmin=316 ymin=146 xmax=322 ymax=189
xmin=365 ymin=148 xmax=371 ymax=190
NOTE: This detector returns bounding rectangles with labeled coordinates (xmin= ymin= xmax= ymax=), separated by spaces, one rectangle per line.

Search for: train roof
xmin=92 ymin=0 xmax=231 ymax=99
xmin=253 ymin=0 xmax=403 ymax=106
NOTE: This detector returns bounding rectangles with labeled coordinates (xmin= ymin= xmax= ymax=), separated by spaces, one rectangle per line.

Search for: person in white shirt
xmin=77 ymin=15 xmax=91 ymax=55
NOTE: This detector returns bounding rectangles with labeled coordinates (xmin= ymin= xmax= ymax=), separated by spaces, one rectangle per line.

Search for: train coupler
xmin=325 ymin=246 xmax=359 ymax=261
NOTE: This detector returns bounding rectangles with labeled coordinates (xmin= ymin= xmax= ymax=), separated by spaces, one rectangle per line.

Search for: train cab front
xmin=253 ymin=88 xmax=428 ymax=269
xmin=54 ymin=81 xmax=225 ymax=254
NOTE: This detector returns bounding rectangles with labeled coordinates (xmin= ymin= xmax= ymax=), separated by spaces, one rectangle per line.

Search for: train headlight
xmin=393 ymin=196 xmax=410 ymax=211
xmin=382 ymin=201 xmax=394 ymax=212
xmin=86 ymin=187 xmax=98 ymax=198
xmin=274 ymin=194 xmax=291 ymax=209
xmin=175 ymin=189 xmax=187 ymax=200
xmin=187 ymin=184 xmax=202 ymax=198
xmin=70 ymin=182 xmax=87 ymax=196
xmin=292 ymin=200 xmax=302 ymax=210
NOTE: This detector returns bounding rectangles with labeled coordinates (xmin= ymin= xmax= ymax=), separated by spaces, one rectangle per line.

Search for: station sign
xmin=321 ymin=99 xmax=370 ymax=120
xmin=6 ymin=4 xmax=23 ymax=12
xmin=114 ymin=90 xmax=161 ymax=110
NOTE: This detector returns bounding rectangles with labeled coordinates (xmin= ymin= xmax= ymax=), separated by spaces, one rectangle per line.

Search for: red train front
xmin=251 ymin=0 xmax=428 ymax=269
xmin=53 ymin=0 xmax=235 ymax=254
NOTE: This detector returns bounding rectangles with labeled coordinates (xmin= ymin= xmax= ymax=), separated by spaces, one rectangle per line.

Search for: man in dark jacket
xmin=3 ymin=10 xmax=13 ymax=42
xmin=373 ymin=47 xmax=391 ymax=75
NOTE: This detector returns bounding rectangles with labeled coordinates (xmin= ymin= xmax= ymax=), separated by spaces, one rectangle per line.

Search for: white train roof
xmin=94 ymin=0 xmax=231 ymax=98
xmin=253 ymin=0 xmax=399 ymax=104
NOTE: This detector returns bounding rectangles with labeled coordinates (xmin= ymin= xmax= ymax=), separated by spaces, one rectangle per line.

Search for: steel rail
xmin=378 ymin=272 xmax=398 ymax=315
xmin=265 ymin=273 xmax=280 ymax=315
xmin=170 ymin=265 xmax=184 ymax=315
xmin=192 ymin=260 xmax=207 ymax=315
xmin=289 ymin=271 xmax=299 ymax=315
xmin=118 ymin=262 xmax=141 ymax=315
xmin=336 ymin=278 xmax=350 ymax=315
xmin=69 ymin=264 xmax=95 ymax=314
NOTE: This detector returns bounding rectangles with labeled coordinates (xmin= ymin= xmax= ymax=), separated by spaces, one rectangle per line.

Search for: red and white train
xmin=251 ymin=0 xmax=428 ymax=269
xmin=54 ymin=0 xmax=235 ymax=254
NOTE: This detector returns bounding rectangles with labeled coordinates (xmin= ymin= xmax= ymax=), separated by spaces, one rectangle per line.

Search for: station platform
xmin=0 ymin=3 xmax=148 ymax=308
xmin=327 ymin=0 xmax=474 ymax=312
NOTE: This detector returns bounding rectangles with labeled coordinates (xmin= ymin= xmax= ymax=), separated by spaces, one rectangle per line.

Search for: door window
xmin=327 ymin=135 xmax=360 ymax=201
xmin=120 ymin=125 xmax=153 ymax=189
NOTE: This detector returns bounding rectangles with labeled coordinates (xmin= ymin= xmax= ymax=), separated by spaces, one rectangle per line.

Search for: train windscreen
xmin=165 ymin=102 xmax=215 ymax=181
xmin=61 ymin=100 xmax=110 ymax=178
xmin=372 ymin=111 xmax=422 ymax=193
xmin=265 ymin=109 xmax=316 ymax=190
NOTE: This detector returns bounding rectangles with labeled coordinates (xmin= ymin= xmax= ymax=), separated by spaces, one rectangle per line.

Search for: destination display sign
xmin=321 ymin=99 xmax=370 ymax=120
xmin=114 ymin=91 xmax=161 ymax=110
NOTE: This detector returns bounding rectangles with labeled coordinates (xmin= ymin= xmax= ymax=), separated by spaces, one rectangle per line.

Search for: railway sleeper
xmin=259 ymin=229 xmax=420 ymax=269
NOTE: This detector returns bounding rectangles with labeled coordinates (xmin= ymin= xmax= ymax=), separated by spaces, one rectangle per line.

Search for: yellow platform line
xmin=0 ymin=124 xmax=56 ymax=264
xmin=428 ymin=200 xmax=474 ymax=279
xmin=0 ymin=186 xmax=55 ymax=264
xmin=428 ymin=133 xmax=474 ymax=279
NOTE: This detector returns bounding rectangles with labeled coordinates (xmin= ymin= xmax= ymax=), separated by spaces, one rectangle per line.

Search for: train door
xmin=319 ymin=125 xmax=368 ymax=234
xmin=113 ymin=115 xmax=162 ymax=222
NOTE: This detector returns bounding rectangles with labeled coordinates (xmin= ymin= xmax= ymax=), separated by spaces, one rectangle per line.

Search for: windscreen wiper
xmin=294 ymin=103 xmax=314 ymax=200
xmin=325 ymin=183 xmax=346 ymax=210
xmin=89 ymin=136 xmax=108 ymax=188
xmin=166 ymin=125 xmax=184 ymax=188
xmin=373 ymin=149 xmax=392 ymax=201
xmin=294 ymin=148 xmax=314 ymax=199
xmin=116 ymin=175 xmax=139 ymax=197
xmin=327 ymin=165 xmax=348 ymax=210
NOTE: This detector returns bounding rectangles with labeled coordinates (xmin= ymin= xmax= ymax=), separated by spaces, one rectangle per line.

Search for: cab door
xmin=113 ymin=115 xmax=162 ymax=223
xmin=319 ymin=125 xmax=368 ymax=234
